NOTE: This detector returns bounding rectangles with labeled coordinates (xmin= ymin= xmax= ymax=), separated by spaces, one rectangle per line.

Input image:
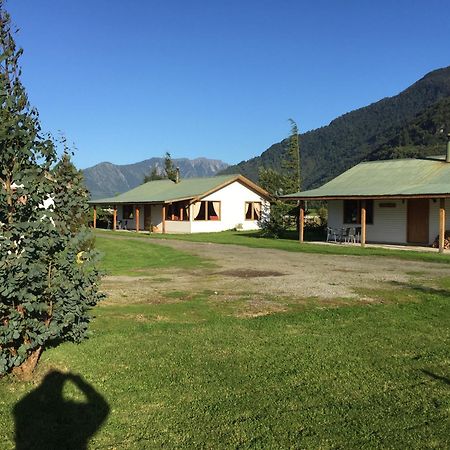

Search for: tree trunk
xmin=12 ymin=347 xmax=42 ymax=380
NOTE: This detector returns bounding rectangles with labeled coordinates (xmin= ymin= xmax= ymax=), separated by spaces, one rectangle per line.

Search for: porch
xmin=91 ymin=198 xmax=223 ymax=234
xmin=307 ymin=240 xmax=440 ymax=253
xmin=297 ymin=197 xmax=449 ymax=253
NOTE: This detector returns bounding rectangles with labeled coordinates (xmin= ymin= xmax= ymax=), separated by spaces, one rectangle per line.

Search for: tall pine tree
xmin=258 ymin=119 xmax=301 ymax=236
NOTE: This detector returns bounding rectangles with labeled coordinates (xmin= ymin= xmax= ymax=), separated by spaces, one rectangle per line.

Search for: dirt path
xmin=102 ymin=236 xmax=449 ymax=305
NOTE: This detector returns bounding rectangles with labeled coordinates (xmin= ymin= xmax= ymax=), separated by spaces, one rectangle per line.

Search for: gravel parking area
xmin=102 ymin=237 xmax=449 ymax=304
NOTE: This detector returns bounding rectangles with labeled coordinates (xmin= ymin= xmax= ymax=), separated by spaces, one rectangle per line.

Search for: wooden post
xmin=162 ymin=204 xmax=166 ymax=234
xmin=93 ymin=205 xmax=97 ymax=229
xmin=439 ymin=198 xmax=446 ymax=253
xmin=361 ymin=200 xmax=366 ymax=248
xmin=135 ymin=206 xmax=140 ymax=233
xmin=299 ymin=202 xmax=304 ymax=243
xmin=113 ymin=205 xmax=117 ymax=231
xmin=180 ymin=204 xmax=184 ymax=221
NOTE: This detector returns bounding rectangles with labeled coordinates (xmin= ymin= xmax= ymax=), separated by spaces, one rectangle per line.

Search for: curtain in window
xmin=253 ymin=202 xmax=261 ymax=219
xmin=193 ymin=202 xmax=202 ymax=220
xmin=212 ymin=202 xmax=220 ymax=218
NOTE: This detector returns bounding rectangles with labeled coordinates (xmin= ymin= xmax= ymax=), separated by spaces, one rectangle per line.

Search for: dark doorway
xmin=407 ymin=199 xmax=429 ymax=244
xmin=144 ymin=204 xmax=152 ymax=231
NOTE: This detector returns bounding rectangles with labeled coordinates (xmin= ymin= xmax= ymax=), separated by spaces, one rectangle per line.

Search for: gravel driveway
xmin=102 ymin=237 xmax=449 ymax=306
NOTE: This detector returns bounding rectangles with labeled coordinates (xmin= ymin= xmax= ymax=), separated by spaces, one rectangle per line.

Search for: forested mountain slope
xmin=367 ymin=96 xmax=450 ymax=160
xmin=220 ymin=66 xmax=450 ymax=190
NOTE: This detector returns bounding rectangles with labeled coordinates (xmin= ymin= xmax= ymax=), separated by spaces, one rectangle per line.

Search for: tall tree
xmin=285 ymin=118 xmax=301 ymax=193
xmin=0 ymin=4 xmax=103 ymax=378
xmin=143 ymin=166 xmax=164 ymax=183
xmin=142 ymin=153 xmax=179 ymax=184
xmin=258 ymin=119 xmax=301 ymax=237
xmin=164 ymin=152 xmax=178 ymax=182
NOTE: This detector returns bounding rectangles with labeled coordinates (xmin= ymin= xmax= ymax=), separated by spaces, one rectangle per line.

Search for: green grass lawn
xmin=95 ymin=235 xmax=212 ymax=276
xmin=1 ymin=235 xmax=449 ymax=449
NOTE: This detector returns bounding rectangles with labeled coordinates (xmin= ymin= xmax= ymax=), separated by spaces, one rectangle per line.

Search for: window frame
xmin=244 ymin=201 xmax=262 ymax=221
xmin=166 ymin=201 xmax=190 ymax=222
xmin=123 ymin=205 xmax=134 ymax=220
xmin=193 ymin=200 xmax=221 ymax=221
xmin=343 ymin=200 xmax=373 ymax=225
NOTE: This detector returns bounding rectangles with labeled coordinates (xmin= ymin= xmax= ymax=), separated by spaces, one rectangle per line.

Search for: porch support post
xmin=135 ymin=205 xmax=140 ymax=233
xmin=113 ymin=205 xmax=117 ymax=231
xmin=361 ymin=200 xmax=366 ymax=248
xmin=162 ymin=204 xmax=166 ymax=234
xmin=439 ymin=198 xmax=446 ymax=253
xmin=299 ymin=201 xmax=304 ymax=243
xmin=93 ymin=205 xmax=97 ymax=229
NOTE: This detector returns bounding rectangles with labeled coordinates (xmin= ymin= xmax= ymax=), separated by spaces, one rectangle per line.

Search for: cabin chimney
xmin=447 ymin=133 xmax=450 ymax=163
xmin=175 ymin=167 xmax=180 ymax=183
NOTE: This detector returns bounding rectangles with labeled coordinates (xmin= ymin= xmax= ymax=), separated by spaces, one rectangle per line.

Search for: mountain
xmin=83 ymin=157 xmax=229 ymax=199
xmin=220 ymin=66 xmax=450 ymax=190
xmin=366 ymin=96 xmax=450 ymax=160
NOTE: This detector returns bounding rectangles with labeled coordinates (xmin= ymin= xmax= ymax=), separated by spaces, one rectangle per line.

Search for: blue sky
xmin=8 ymin=0 xmax=450 ymax=169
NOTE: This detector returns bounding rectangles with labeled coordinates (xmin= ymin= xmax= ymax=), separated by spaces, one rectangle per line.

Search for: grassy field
xmin=95 ymin=228 xmax=450 ymax=266
xmin=1 ymin=235 xmax=449 ymax=449
xmin=95 ymin=235 xmax=212 ymax=276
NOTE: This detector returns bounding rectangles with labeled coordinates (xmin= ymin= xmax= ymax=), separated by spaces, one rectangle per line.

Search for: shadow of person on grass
xmin=14 ymin=370 xmax=110 ymax=450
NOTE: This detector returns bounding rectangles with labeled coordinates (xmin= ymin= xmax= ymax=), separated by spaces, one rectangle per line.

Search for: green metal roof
xmin=283 ymin=157 xmax=450 ymax=199
xmin=90 ymin=174 xmax=263 ymax=204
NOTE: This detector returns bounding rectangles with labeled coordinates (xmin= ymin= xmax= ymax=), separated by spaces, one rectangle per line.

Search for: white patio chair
xmin=340 ymin=227 xmax=350 ymax=243
xmin=327 ymin=227 xmax=341 ymax=243
xmin=346 ymin=227 xmax=357 ymax=243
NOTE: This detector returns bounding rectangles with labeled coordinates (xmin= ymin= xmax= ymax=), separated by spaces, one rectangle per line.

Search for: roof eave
xmin=88 ymin=196 xmax=196 ymax=205
xmin=281 ymin=193 xmax=450 ymax=201
xmin=88 ymin=174 xmax=272 ymax=205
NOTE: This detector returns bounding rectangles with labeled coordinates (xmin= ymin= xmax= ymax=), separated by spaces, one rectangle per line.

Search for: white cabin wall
xmin=327 ymin=201 xmax=343 ymax=229
xmin=165 ymin=221 xmax=191 ymax=233
xmin=149 ymin=205 xmax=163 ymax=231
xmin=368 ymin=201 xmax=407 ymax=244
xmin=190 ymin=181 xmax=268 ymax=233
xmin=327 ymin=199 xmax=407 ymax=244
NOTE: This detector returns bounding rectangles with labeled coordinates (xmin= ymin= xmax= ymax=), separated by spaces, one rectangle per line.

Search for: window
xmin=166 ymin=201 xmax=190 ymax=221
xmin=245 ymin=202 xmax=261 ymax=220
xmin=123 ymin=205 xmax=134 ymax=220
xmin=193 ymin=201 xmax=221 ymax=220
xmin=343 ymin=200 xmax=373 ymax=224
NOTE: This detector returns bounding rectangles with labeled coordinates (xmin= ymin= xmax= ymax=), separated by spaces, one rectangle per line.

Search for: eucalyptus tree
xmin=0 ymin=4 xmax=103 ymax=378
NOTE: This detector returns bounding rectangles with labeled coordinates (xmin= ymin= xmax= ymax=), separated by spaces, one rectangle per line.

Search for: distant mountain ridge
xmin=84 ymin=157 xmax=229 ymax=199
xmin=220 ymin=66 xmax=450 ymax=191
